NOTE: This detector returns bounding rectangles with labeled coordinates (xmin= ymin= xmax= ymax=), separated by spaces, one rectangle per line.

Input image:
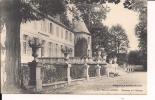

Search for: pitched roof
xmin=73 ymin=20 xmax=90 ymax=34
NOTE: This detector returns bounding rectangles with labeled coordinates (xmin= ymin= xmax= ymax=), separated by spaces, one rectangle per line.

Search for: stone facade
xmin=1 ymin=15 xmax=92 ymax=63
xmin=20 ymin=17 xmax=75 ymax=63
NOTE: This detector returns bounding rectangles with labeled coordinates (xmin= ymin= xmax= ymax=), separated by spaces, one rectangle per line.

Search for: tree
xmin=128 ymin=50 xmax=144 ymax=65
xmin=90 ymin=24 xmax=111 ymax=56
xmin=66 ymin=0 xmax=130 ymax=58
xmin=109 ymin=24 xmax=129 ymax=54
xmin=0 ymin=0 xmax=65 ymax=92
xmin=135 ymin=13 xmax=147 ymax=70
xmin=91 ymin=24 xmax=129 ymax=57
xmin=66 ymin=0 xmax=121 ymax=31
xmin=124 ymin=0 xmax=147 ymax=53
xmin=135 ymin=21 xmax=147 ymax=54
xmin=123 ymin=0 xmax=147 ymax=70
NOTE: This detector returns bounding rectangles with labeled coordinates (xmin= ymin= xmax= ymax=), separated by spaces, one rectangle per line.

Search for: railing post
xmin=131 ymin=66 xmax=134 ymax=72
xmin=28 ymin=61 xmax=42 ymax=93
xmin=67 ymin=63 xmax=72 ymax=84
xmin=83 ymin=64 xmax=90 ymax=80
xmin=96 ymin=64 xmax=101 ymax=78
xmin=35 ymin=62 xmax=42 ymax=92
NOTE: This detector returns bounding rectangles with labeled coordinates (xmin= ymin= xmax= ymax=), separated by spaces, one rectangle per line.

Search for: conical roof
xmin=73 ymin=20 xmax=90 ymax=34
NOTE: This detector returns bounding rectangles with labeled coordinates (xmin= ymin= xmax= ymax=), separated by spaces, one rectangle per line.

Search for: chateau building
xmin=20 ymin=16 xmax=75 ymax=62
xmin=1 ymin=15 xmax=92 ymax=63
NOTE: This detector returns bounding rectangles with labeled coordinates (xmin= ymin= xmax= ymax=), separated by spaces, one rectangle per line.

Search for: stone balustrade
xmin=125 ymin=65 xmax=135 ymax=72
xmin=21 ymin=57 xmax=107 ymax=93
xmin=38 ymin=57 xmax=66 ymax=64
xmin=38 ymin=57 xmax=106 ymax=64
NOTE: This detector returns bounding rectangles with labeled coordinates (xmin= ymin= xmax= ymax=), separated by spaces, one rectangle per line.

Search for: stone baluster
xmin=126 ymin=65 xmax=134 ymax=73
xmin=83 ymin=64 xmax=90 ymax=80
xmin=96 ymin=64 xmax=101 ymax=78
xmin=131 ymin=66 xmax=134 ymax=72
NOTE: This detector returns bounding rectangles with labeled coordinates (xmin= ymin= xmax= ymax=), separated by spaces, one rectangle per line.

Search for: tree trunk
xmin=2 ymin=17 xmax=22 ymax=93
xmin=117 ymin=44 xmax=120 ymax=54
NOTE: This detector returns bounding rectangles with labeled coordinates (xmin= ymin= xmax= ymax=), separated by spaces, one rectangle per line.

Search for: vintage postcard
xmin=0 ymin=0 xmax=147 ymax=94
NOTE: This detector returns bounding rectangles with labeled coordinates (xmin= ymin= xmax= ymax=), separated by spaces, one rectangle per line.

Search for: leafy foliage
xmin=0 ymin=0 xmax=66 ymax=23
xmin=135 ymin=21 xmax=147 ymax=53
xmin=128 ymin=50 xmax=146 ymax=66
xmin=123 ymin=0 xmax=147 ymax=69
xmin=91 ymin=24 xmax=129 ymax=57
xmin=124 ymin=0 xmax=147 ymax=53
xmin=75 ymin=4 xmax=108 ymax=30
xmin=109 ymin=24 xmax=129 ymax=54
xmin=31 ymin=0 xmax=66 ymax=16
xmin=68 ymin=0 xmax=120 ymax=4
xmin=91 ymin=24 xmax=110 ymax=55
xmin=65 ymin=0 xmax=121 ymax=31
xmin=123 ymin=0 xmax=146 ymax=12
xmin=60 ymin=13 xmax=74 ymax=29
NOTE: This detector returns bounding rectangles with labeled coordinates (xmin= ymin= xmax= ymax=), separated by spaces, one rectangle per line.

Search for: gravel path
xmin=42 ymin=72 xmax=147 ymax=95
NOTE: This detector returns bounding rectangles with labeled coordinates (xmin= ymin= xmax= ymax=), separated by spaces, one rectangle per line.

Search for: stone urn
xmin=101 ymin=52 xmax=107 ymax=63
xmin=29 ymin=38 xmax=42 ymax=61
xmin=96 ymin=47 xmax=105 ymax=63
xmin=113 ymin=56 xmax=117 ymax=64
xmin=64 ymin=52 xmax=70 ymax=60
xmin=61 ymin=46 xmax=72 ymax=62
xmin=83 ymin=56 xmax=89 ymax=64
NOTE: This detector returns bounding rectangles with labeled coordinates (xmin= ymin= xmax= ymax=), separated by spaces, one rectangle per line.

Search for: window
xmin=41 ymin=40 xmax=45 ymax=57
xmin=23 ymin=42 xmax=27 ymax=54
xmin=41 ymin=20 xmax=46 ymax=32
xmin=48 ymin=42 xmax=52 ymax=57
xmin=56 ymin=26 xmax=59 ymax=37
xmin=61 ymin=45 xmax=63 ymax=57
xmin=57 ymin=45 xmax=60 ymax=57
xmin=41 ymin=20 xmax=43 ymax=31
xmin=70 ymin=32 xmax=72 ymax=41
xmin=65 ymin=30 xmax=68 ymax=40
xmin=88 ymin=37 xmax=90 ymax=44
xmin=55 ymin=44 xmax=58 ymax=57
xmin=61 ymin=28 xmax=63 ymax=39
xmin=53 ymin=43 xmax=55 ymax=56
xmin=69 ymin=48 xmax=73 ymax=57
xmin=49 ymin=23 xmax=53 ymax=34
xmin=23 ymin=35 xmax=28 ymax=54
xmin=27 ymin=36 xmax=31 ymax=56
xmin=51 ymin=42 xmax=53 ymax=57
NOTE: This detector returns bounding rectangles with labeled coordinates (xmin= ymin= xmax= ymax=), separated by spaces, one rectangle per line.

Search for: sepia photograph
xmin=0 ymin=0 xmax=147 ymax=94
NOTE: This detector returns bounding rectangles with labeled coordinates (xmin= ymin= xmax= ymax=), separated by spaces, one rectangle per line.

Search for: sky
xmin=102 ymin=1 xmax=140 ymax=51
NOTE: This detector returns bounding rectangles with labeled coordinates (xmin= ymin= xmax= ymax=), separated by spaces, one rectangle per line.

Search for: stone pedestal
xmin=36 ymin=63 xmax=42 ymax=92
xmin=28 ymin=61 xmax=42 ymax=92
xmin=67 ymin=63 xmax=72 ymax=84
xmin=96 ymin=64 xmax=101 ymax=78
xmin=28 ymin=61 xmax=37 ymax=86
xmin=83 ymin=64 xmax=89 ymax=80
